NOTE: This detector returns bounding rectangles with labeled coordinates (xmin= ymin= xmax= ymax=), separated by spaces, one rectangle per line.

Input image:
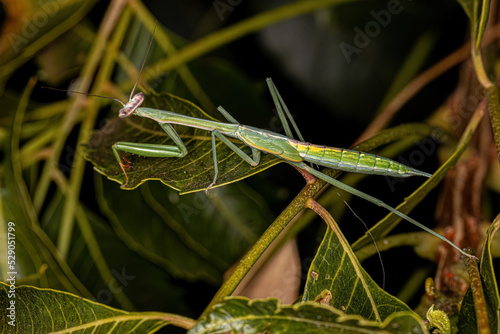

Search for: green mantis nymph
xmin=58 ymin=23 xmax=474 ymax=260
xmin=104 ymin=76 xmax=476 ymax=259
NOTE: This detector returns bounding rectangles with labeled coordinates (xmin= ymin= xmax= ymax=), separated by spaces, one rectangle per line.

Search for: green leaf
xmin=302 ymin=206 xmax=415 ymax=321
xmin=0 ymin=281 xmax=194 ymax=332
xmin=0 ymin=83 xmax=89 ymax=296
xmin=458 ymin=214 xmax=500 ymax=332
xmin=83 ymin=92 xmax=281 ymax=193
xmin=476 ymin=0 xmax=490 ymax=49
xmin=39 ymin=189 xmax=194 ymax=314
xmin=0 ymin=0 xmax=98 ymax=80
xmin=95 ymin=174 xmax=271 ymax=284
xmin=455 ymin=0 xmax=474 ymax=20
xmin=189 ymin=297 xmax=427 ymax=334
xmin=455 ymin=0 xmax=490 ymax=50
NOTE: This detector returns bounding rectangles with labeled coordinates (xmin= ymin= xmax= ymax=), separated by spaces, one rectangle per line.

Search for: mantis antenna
xmin=42 ymin=20 xmax=158 ymax=111
xmin=39 ymin=87 xmax=126 ymax=107
xmin=129 ymin=20 xmax=157 ymax=101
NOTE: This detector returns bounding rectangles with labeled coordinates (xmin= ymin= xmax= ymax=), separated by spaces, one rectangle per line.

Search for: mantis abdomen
xmin=236 ymin=125 xmax=430 ymax=178
xmin=290 ymin=140 xmax=432 ymax=178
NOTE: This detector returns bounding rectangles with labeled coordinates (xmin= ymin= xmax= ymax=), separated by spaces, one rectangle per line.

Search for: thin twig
xmin=354 ymin=22 xmax=500 ymax=145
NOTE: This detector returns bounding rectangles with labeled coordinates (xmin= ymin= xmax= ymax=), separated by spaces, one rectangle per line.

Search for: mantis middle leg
xmin=208 ymin=106 xmax=262 ymax=192
xmin=207 ymin=130 xmax=261 ymax=192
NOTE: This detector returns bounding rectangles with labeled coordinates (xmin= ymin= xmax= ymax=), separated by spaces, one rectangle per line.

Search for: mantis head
xmin=118 ymin=92 xmax=144 ymax=118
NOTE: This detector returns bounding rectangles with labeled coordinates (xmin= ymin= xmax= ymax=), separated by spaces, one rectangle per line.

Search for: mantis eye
xmin=118 ymin=107 xmax=132 ymax=118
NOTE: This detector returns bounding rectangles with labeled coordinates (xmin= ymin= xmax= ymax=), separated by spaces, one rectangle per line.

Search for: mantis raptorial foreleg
xmin=112 ymin=122 xmax=187 ymax=187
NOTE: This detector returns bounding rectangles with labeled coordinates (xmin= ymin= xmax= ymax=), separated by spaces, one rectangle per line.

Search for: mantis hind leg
xmin=267 ymin=78 xmax=322 ymax=169
xmin=290 ymin=161 xmax=472 ymax=259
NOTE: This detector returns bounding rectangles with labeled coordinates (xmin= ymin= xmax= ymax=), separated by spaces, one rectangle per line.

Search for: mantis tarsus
xmin=62 ymin=25 xmax=476 ymax=261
